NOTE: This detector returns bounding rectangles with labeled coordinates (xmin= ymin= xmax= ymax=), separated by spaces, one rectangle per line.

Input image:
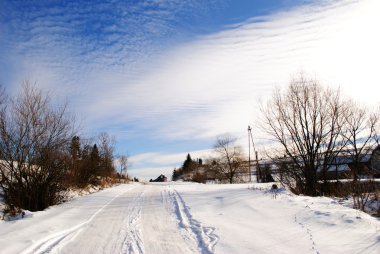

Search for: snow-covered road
xmin=0 ymin=184 xmax=217 ymax=254
xmin=47 ymin=184 xmax=216 ymax=254
xmin=0 ymin=183 xmax=379 ymax=254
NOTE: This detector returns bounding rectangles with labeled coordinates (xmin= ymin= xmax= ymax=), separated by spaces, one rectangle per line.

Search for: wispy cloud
xmin=91 ymin=0 xmax=380 ymax=140
xmin=0 ymin=0 xmax=223 ymax=90
xmin=1 ymin=0 xmax=379 ymax=179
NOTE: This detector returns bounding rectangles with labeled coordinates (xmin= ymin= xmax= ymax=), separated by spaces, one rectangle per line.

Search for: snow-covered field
xmin=0 ymin=182 xmax=379 ymax=254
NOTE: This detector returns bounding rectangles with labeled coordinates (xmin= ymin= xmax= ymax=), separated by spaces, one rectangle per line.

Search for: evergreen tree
xmin=91 ymin=144 xmax=100 ymax=161
xmin=81 ymin=144 xmax=91 ymax=158
xmin=70 ymin=136 xmax=81 ymax=184
xmin=90 ymin=144 xmax=101 ymax=183
xmin=172 ymin=169 xmax=179 ymax=181
xmin=70 ymin=136 xmax=81 ymax=161
xmin=182 ymin=153 xmax=196 ymax=173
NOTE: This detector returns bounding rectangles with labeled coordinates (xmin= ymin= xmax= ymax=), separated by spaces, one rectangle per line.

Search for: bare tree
xmin=343 ymin=102 xmax=379 ymax=179
xmin=342 ymin=102 xmax=379 ymax=210
xmin=98 ymin=132 xmax=116 ymax=179
xmin=118 ymin=155 xmax=128 ymax=178
xmin=213 ymin=134 xmax=245 ymax=184
xmin=0 ymin=82 xmax=74 ymax=211
xmin=260 ymin=74 xmax=346 ymax=196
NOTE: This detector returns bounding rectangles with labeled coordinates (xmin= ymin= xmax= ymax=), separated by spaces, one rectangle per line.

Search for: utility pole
xmin=248 ymin=126 xmax=260 ymax=183
xmin=248 ymin=126 xmax=251 ymax=182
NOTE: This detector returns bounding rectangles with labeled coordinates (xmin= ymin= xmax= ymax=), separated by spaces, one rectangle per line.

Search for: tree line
xmin=0 ymin=83 xmax=125 ymax=214
xmin=172 ymin=136 xmax=247 ymax=184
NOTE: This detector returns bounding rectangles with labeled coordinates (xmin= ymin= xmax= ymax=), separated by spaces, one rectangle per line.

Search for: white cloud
xmin=119 ymin=0 xmax=380 ymax=179
xmin=88 ymin=0 xmax=380 ymax=142
xmin=3 ymin=0 xmax=380 ymax=180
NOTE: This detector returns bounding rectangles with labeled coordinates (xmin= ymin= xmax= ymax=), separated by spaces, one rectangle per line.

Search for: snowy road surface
xmin=0 ymin=184 xmax=217 ymax=254
xmin=0 ymin=182 xmax=379 ymax=254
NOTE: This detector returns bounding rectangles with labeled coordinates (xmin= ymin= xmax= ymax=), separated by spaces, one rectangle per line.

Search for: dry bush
xmin=0 ymin=83 xmax=74 ymax=211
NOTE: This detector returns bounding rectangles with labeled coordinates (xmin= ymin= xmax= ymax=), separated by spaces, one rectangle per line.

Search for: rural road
xmin=19 ymin=184 xmax=217 ymax=254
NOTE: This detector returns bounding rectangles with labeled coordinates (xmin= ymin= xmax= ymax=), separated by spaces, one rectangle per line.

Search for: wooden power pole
xmin=248 ymin=126 xmax=260 ymax=182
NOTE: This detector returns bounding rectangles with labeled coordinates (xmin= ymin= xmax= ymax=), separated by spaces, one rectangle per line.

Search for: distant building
xmin=150 ymin=174 xmax=167 ymax=182
xmin=250 ymin=146 xmax=380 ymax=181
xmin=371 ymin=146 xmax=380 ymax=178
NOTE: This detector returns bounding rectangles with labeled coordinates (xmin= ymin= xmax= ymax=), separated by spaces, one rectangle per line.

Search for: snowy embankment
xmin=0 ymin=182 xmax=379 ymax=254
xmin=175 ymin=183 xmax=380 ymax=253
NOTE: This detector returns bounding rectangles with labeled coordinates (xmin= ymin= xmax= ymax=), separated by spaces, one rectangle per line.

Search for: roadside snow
xmin=174 ymin=182 xmax=380 ymax=254
xmin=0 ymin=184 xmax=136 ymax=253
xmin=0 ymin=182 xmax=379 ymax=254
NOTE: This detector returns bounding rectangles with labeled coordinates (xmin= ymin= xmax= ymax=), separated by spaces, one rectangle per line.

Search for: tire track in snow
xmin=120 ymin=190 xmax=145 ymax=254
xmin=21 ymin=187 xmax=135 ymax=254
xmin=167 ymin=188 xmax=219 ymax=254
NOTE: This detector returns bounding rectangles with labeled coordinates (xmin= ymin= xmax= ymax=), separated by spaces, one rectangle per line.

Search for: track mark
xmin=167 ymin=188 xmax=219 ymax=254
xmin=294 ymin=214 xmax=319 ymax=254
xmin=22 ymin=189 xmax=131 ymax=254
xmin=120 ymin=190 xmax=146 ymax=254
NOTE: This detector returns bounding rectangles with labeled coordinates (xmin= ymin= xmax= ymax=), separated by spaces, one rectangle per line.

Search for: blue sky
xmin=1 ymin=0 xmax=379 ymax=180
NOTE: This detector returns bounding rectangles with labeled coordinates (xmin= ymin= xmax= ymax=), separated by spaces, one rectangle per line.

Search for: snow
xmin=0 ymin=182 xmax=379 ymax=253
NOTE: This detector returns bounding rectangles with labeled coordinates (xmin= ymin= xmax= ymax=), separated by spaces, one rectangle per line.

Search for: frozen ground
xmin=0 ymin=182 xmax=379 ymax=254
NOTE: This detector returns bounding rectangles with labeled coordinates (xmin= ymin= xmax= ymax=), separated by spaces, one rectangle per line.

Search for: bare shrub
xmin=0 ymin=82 xmax=74 ymax=211
xmin=212 ymin=134 xmax=245 ymax=184
xmin=341 ymin=102 xmax=379 ymax=211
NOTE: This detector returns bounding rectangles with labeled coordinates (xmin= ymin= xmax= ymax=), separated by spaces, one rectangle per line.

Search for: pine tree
xmin=70 ymin=136 xmax=81 ymax=161
xmin=70 ymin=136 xmax=81 ymax=184
xmin=182 ymin=153 xmax=194 ymax=173
xmin=90 ymin=144 xmax=101 ymax=184
xmin=172 ymin=169 xmax=179 ymax=181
